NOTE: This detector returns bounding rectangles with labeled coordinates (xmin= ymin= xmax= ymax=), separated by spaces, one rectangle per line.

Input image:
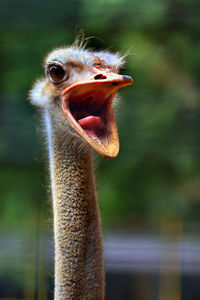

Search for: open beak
xmin=62 ymin=73 xmax=133 ymax=158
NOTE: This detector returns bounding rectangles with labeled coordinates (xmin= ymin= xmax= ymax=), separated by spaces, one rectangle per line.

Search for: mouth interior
xmin=68 ymin=90 xmax=111 ymax=140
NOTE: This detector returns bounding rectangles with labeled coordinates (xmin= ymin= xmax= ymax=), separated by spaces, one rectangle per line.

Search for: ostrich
xmin=29 ymin=40 xmax=133 ymax=300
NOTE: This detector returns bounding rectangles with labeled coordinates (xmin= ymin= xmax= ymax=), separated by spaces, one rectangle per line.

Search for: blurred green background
xmin=0 ymin=0 xmax=200 ymax=299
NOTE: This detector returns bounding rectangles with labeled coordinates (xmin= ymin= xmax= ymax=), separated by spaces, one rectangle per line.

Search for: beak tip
xmin=122 ymin=75 xmax=134 ymax=84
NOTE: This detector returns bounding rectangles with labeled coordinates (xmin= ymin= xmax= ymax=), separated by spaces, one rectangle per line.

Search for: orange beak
xmin=62 ymin=74 xmax=133 ymax=158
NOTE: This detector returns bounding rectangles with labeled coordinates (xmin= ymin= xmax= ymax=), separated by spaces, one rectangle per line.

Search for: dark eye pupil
xmin=49 ymin=65 xmax=66 ymax=82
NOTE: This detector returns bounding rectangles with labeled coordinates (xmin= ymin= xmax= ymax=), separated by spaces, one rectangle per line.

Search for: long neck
xmin=44 ymin=109 xmax=104 ymax=300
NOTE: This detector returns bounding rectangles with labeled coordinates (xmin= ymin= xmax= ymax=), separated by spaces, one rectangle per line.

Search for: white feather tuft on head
xmin=29 ymin=79 xmax=51 ymax=108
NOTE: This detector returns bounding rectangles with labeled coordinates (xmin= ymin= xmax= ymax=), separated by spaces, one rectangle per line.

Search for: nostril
xmin=94 ymin=74 xmax=107 ymax=80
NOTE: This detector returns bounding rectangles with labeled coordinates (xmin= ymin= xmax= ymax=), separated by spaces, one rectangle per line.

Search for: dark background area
xmin=0 ymin=0 xmax=200 ymax=299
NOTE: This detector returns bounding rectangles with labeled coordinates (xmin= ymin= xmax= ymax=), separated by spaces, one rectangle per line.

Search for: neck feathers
xmin=44 ymin=108 xmax=104 ymax=300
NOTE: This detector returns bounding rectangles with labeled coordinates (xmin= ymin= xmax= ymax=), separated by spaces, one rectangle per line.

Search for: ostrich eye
xmin=118 ymin=66 xmax=126 ymax=74
xmin=47 ymin=64 xmax=68 ymax=83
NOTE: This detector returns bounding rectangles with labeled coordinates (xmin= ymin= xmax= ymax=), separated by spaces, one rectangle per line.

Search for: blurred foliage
xmin=0 ymin=0 xmax=200 ymax=235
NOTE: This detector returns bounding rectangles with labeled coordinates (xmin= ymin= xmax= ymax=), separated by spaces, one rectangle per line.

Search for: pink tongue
xmin=78 ymin=116 xmax=101 ymax=127
xmin=78 ymin=116 xmax=104 ymax=138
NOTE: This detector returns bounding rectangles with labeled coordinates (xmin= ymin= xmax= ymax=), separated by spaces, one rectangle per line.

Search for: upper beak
xmin=61 ymin=73 xmax=133 ymax=158
xmin=62 ymin=73 xmax=133 ymax=97
xmin=98 ymin=73 xmax=133 ymax=86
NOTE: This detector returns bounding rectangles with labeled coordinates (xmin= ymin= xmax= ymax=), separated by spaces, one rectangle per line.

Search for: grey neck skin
xmin=44 ymin=108 xmax=104 ymax=300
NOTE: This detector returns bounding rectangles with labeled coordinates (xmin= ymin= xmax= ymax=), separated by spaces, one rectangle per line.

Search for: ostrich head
xmin=30 ymin=44 xmax=133 ymax=158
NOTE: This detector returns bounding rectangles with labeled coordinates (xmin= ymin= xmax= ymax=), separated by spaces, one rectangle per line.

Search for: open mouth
xmin=69 ymin=90 xmax=110 ymax=138
xmin=62 ymin=78 xmax=133 ymax=158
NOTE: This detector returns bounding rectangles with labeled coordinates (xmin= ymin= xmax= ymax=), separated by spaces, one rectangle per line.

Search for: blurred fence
xmin=0 ymin=232 xmax=200 ymax=300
